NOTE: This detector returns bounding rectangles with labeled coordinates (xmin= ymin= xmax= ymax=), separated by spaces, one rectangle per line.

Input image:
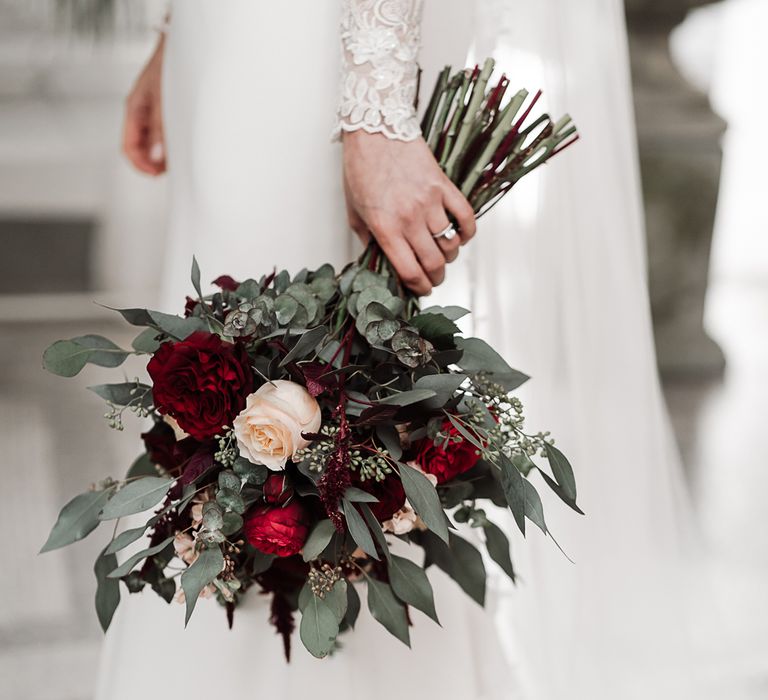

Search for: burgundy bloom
xmin=263 ymin=474 xmax=293 ymax=505
xmin=354 ymin=473 xmax=406 ymax=522
xmin=414 ymin=420 xmax=481 ymax=484
xmin=141 ymin=421 xmax=199 ymax=472
xmin=147 ymin=331 xmax=253 ymax=441
xmin=183 ymin=296 xmax=199 ymax=318
xmin=245 ymin=500 xmax=310 ymax=557
xmin=212 ymin=275 xmax=240 ymax=292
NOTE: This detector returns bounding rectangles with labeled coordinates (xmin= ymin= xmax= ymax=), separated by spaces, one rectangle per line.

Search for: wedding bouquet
xmin=42 ymin=59 xmax=580 ymax=660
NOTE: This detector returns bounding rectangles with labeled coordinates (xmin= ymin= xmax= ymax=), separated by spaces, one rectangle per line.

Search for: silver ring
xmin=432 ymin=224 xmax=457 ymax=241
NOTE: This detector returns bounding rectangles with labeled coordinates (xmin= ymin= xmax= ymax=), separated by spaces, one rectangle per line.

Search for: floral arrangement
xmin=41 ymin=59 xmax=581 ymax=660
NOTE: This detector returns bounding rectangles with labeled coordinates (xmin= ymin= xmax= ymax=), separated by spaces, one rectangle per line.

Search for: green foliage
xmin=43 ymin=335 xmax=129 ymax=377
xmin=483 ymin=521 xmax=516 ymax=583
xmin=302 ymin=520 xmax=336 ymax=562
xmin=388 ymin=554 xmax=439 ymax=623
xmin=341 ymin=499 xmax=379 ymax=561
xmin=94 ymin=547 xmax=120 ymax=632
xmin=181 ymin=546 xmax=225 ymax=625
xmin=367 ymin=577 xmax=410 ymax=646
xmin=397 ymin=462 xmax=449 ymax=543
xmin=107 ymin=536 xmax=175 ymax=580
xmin=99 ymin=477 xmax=172 ymax=520
xmin=41 ymin=488 xmax=112 ymax=552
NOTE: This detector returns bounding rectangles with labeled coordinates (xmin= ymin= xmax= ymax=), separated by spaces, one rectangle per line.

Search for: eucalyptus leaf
xmin=107 ymin=535 xmax=175 ymax=579
xmin=367 ymin=577 xmax=410 ymax=646
xmin=40 ymin=489 xmax=112 ymax=553
xmin=537 ymin=469 xmax=585 ymax=515
xmin=202 ymin=501 xmax=224 ymax=531
xmin=43 ymin=335 xmax=129 ymax=377
xmin=100 ymin=477 xmax=172 ymax=520
xmin=302 ymin=519 xmax=336 ymax=562
xmin=499 ymin=453 xmax=526 ymax=535
xmin=233 ymin=458 xmax=268 ymax=486
xmin=94 ymin=547 xmax=120 ymax=632
xmin=181 ymin=545 xmax=225 ymax=625
xmin=483 ymin=521 xmax=516 ymax=582
xmin=300 ymin=591 xmax=339 ymax=658
xmin=126 ymin=453 xmax=158 ymax=479
xmin=88 ymin=382 xmax=152 ymax=409
xmin=113 ymin=307 xmax=207 ymax=340
xmin=132 ymin=328 xmax=162 ymax=354
xmin=324 ymin=579 xmax=349 ymax=622
xmin=212 ymin=469 xmax=237 ymax=492
xmin=413 ymin=373 xmax=467 ymax=408
xmin=456 ymin=337 xmax=529 ymax=391
xmin=222 ymin=512 xmax=244 ymax=536
xmin=447 ymin=532 xmax=487 ymax=606
xmin=279 ymin=326 xmax=327 ymax=367
xmin=377 ymin=389 xmax=437 ymax=407
xmin=104 ymin=525 xmax=147 ymax=555
xmin=388 ymin=554 xmax=439 ymax=623
xmin=216 ymin=487 xmax=245 ymax=515
xmin=274 ymin=294 xmax=299 ymax=325
xmin=522 ymin=479 xmax=548 ymax=534
xmin=190 ymin=256 xmax=203 ymax=300
xmin=343 ymin=487 xmax=379 ymax=503
xmin=409 ymin=312 xmax=460 ymax=343
xmin=397 ymin=462 xmax=449 ymax=543
xmin=345 ymin=580 xmax=361 ymax=629
xmin=341 ymin=499 xmax=379 ymax=560
xmin=375 ymin=424 xmax=403 ymax=460
xmin=545 ymin=444 xmax=577 ymax=503
xmin=419 ymin=305 xmax=470 ymax=321
xmin=359 ymin=503 xmax=391 ymax=564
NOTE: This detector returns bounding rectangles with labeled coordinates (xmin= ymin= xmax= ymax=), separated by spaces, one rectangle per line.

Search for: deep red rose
xmin=354 ymin=474 xmax=406 ymax=522
xmin=263 ymin=474 xmax=293 ymax=505
xmin=245 ymin=500 xmax=309 ymax=557
xmin=415 ymin=421 xmax=481 ymax=484
xmin=147 ymin=331 xmax=253 ymax=441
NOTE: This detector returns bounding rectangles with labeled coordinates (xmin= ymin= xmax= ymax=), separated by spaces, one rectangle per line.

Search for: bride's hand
xmin=342 ymin=131 xmax=476 ymax=296
xmin=122 ymin=37 xmax=166 ymax=176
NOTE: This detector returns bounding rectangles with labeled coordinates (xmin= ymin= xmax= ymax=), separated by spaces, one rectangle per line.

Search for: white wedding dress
xmin=97 ymin=2 xmax=524 ymax=699
xmin=98 ymin=1 xmax=753 ymax=698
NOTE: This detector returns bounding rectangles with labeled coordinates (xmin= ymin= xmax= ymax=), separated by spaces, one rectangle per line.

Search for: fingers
xmin=122 ymin=96 xmax=165 ymax=176
xmin=442 ymin=178 xmax=477 ymax=244
xmin=148 ymin=108 xmax=166 ymax=173
xmin=425 ymin=205 xmax=460 ymax=264
xmin=406 ymin=222 xmax=446 ymax=288
xmin=372 ymin=224 xmax=433 ymax=296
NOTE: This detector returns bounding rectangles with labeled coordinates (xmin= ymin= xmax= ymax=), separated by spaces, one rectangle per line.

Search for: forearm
xmin=334 ymin=0 xmax=424 ymax=142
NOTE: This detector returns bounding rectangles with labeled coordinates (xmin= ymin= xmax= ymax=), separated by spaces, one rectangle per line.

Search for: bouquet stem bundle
xmin=421 ymin=58 xmax=578 ymax=218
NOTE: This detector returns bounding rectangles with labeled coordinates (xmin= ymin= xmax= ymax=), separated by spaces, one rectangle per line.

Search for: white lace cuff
xmin=334 ymin=0 xmax=424 ymax=142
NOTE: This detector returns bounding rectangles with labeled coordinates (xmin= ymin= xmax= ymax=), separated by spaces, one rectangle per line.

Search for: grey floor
xmin=0 ymin=275 xmax=766 ymax=700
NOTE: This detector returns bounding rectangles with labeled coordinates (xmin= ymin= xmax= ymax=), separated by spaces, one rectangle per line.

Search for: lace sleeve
xmin=334 ymin=0 xmax=424 ymax=142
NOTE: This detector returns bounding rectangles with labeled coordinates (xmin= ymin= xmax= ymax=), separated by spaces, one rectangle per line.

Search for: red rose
xmin=415 ymin=421 xmax=481 ymax=484
xmin=147 ymin=331 xmax=253 ymax=441
xmin=263 ymin=474 xmax=293 ymax=505
xmin=245 ymin=500 xmax=310 ymax=557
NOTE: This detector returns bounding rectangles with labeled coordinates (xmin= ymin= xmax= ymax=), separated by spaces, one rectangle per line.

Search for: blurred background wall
xmin=1 ymin=1 xmax=766 ymax=698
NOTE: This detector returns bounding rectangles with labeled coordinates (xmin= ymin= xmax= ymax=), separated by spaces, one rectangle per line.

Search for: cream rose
xmin=233 ymin=380 xmax=321 ymax=470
